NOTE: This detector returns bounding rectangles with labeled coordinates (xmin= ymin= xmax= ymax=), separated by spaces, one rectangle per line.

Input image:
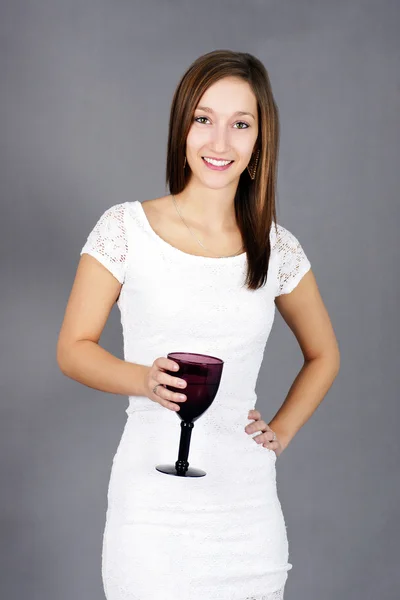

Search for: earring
xmin=183 ymin=156 xmax=187 ymax=169
xmin=247 ymin=148 xmax=260 ymax=180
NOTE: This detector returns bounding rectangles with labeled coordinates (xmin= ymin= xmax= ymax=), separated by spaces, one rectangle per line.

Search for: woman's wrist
xmin=268 ymin=421 xmax=292 ymax=451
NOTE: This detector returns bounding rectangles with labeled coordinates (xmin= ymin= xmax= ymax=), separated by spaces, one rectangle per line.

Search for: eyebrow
xmin=195 ymin=105 xmax=256 ymax=120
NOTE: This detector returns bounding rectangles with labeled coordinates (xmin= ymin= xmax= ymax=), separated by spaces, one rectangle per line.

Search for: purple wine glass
xmin=155 ymin=352 xmax=224 ymax=477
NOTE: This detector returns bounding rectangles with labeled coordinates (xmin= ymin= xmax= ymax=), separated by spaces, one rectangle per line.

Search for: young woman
xmin=57 ymin=50 xmax=340 ymax=600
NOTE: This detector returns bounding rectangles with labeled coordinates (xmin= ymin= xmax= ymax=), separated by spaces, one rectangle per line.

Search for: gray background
xmin=1 ymin=1 xmax=399 ymax=599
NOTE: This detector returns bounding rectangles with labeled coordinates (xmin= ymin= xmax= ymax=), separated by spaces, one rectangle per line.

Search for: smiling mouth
xmin=202 ymin=156 xmax=234 ymax=163
xmin=201 ymin=157 xmax=235 ymax=171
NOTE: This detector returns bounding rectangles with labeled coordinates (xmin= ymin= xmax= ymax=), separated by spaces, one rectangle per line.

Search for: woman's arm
xmin=269 ymin=269 xmax=340 ymax=450
xmin=57 ymin=253 xmax=148 ymax=397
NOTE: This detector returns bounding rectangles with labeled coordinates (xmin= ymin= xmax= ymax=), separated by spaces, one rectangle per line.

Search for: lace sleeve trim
xmin=80 ymin=203 xmax=128 ymax=284
xmin=274 ymin=223 xmax=311 ymax=296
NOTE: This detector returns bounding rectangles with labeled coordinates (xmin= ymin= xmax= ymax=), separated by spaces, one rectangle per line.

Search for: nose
xmin=210 ymin=124 xmax=230 ymax=154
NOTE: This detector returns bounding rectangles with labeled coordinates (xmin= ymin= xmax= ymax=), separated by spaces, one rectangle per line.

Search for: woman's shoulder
xmin=270 ymin=220 xmax=305 ymax=253
xmin=139 ymin=195 xmax=175 ymax=221
xmin=91 ymin=196 xmax=165 ymax=221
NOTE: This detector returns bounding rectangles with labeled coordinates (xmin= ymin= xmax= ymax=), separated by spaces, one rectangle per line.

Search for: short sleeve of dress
xmin=80 ymin=203 xmax=129 ymax=284
xmin=275 ymin=224 xmax=311 ymax=296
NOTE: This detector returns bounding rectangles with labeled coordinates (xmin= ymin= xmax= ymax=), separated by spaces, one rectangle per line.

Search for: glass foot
xmin=155 ymin=464 xmax=206 ymax=477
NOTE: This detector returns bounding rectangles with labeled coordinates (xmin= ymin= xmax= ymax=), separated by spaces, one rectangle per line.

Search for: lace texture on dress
xmin=79 ymin=201 xmax=299 ymax=600
xmin=273 ymin=223 xmax=311 ymax=296
xmin=245 ymin=590 xmax=284 ymax=600
xmin=80 ymin=203 xmax=128 ymax=284
xmin=104 ymin=575 xmax=285 ymax=600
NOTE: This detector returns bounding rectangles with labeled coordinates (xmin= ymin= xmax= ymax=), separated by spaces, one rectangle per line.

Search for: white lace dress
xmin=80 ymin=199 xmax=311 ymax=600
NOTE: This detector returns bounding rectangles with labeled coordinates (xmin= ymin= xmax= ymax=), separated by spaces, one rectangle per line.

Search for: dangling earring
xmin=183 ymin=156 xmax=187 ymax=170
xmin=247 ymin=148 xmax=260 ymax=180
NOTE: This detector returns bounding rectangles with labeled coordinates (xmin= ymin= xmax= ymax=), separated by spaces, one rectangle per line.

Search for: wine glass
xmin=155 ymin=352 xmax=224 ymax=477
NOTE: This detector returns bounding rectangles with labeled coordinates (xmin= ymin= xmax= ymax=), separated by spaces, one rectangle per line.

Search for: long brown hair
xmin=166 ymin=49 xmax=280 ymax=291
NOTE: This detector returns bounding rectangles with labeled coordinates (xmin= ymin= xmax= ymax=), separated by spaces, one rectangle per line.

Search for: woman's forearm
xmin=268 ymin=355 xmax=340 ymax=450
xmin=57 ymin=340 xmax=149 ymax=397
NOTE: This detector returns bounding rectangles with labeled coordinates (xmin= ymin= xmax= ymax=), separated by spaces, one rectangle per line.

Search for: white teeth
xmin=203 ymin=157 xmax=232 ymax=166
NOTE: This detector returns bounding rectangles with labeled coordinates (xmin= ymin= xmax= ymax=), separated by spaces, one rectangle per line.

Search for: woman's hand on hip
xmin=245 ymin=409 xmax=284 ymax=457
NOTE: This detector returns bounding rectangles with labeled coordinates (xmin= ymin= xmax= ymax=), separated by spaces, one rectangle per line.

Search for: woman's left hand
xmin=245 ymin=409 xmax=284 ymax=457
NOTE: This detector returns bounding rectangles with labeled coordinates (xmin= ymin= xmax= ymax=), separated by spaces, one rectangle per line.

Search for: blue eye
xmin=194 ymin=116 xmax=249 ymax=129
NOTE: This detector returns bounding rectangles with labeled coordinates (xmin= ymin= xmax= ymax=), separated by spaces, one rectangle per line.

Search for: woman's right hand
xmin=144 ymin=357 xmax=187 ymax=411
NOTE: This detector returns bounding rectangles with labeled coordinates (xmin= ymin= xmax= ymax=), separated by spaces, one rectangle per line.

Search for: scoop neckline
xmin=134 ymin=200 xmax=247 ymax=263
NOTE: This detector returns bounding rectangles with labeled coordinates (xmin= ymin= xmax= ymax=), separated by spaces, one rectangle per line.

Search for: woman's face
xmin=185 ymin=76 xmax=259 ymax=189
